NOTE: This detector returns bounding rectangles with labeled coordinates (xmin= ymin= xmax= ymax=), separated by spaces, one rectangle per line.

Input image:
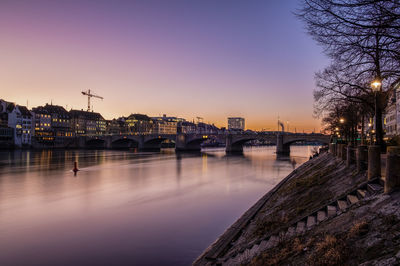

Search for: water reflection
xmin=0 ymin=146 xmax=317 ymax=266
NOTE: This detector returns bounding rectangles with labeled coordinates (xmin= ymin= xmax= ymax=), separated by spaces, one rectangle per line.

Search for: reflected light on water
xmin=0 ymin=146 xmax=318 ymax=266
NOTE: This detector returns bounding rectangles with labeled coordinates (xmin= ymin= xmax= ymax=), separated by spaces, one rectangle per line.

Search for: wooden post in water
xmin=73 ymin=161 xmax=79 ymax=176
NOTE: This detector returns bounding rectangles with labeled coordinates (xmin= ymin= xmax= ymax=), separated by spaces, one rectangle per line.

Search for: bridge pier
xmin=138 ymin=135 xmax=163 ymax=151
xmin=225 ymin=134 xmax=243 ymax=154
xmin=175 ymin=133 xmax=202 ymax=152
xmin=105 ymin=136 xmax=112 ymax=149
xmin=276 ymin=134 xmax=290 ymax=155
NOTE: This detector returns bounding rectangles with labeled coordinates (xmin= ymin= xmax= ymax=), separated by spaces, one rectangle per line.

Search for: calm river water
xmin=0 ymin=146 xmax=317 ymax=266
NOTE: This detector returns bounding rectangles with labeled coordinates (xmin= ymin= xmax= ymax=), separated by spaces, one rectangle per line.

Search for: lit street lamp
xmin=371 ymin=80 xmax=382 ymax=91
xmin=371 ymin=79 xmax=382 ymax=145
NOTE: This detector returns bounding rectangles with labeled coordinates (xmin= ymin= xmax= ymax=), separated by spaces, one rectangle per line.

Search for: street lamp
xmin=339 ymin=118 xmax=345 ymax=124
xmin=371 ymin=79 xmax=382 ymax=145
xmin=371 ymin=80 xmax=382 ymax=91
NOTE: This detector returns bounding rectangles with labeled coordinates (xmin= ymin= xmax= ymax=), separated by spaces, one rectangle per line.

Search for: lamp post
xmin=371 ymin=80 xmax=382 ymax=146
xmin=339 ymin=118 xmax=345 ymax=142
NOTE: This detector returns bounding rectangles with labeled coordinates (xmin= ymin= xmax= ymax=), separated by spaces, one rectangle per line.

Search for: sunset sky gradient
xmin=0 ymin=0 xmax=329 ymax=131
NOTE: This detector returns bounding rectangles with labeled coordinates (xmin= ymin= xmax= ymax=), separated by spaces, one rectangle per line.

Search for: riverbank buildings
xmin=32 ymin=104 xmax=73 ymax=144
xmin=106 ymin=118 xmax=129 ymax=135
xmin=151 ymin=114 xmax=182 ymax=134
xmin=179 ymin=121 xmax=197 ymax=133
xmin=32 ymin=106 xmax=53 ymax=143
xmin=126 ymin=114 xmax=154 ymax=134
xmin=384 ymin=88 xmax=400 ymax=138
xmin=69 ymin=110 xmax=106 ymax=136
xmin=8 ymin=105 xmax=33 ymax=147
xmin=0 ymin=100 xmax=15 ymax=148
xmin=228 ymin=117 xmax=245 ymax=131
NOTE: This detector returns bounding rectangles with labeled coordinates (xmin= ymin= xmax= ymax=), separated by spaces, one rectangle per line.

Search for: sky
xmin=0 ymin=0 xmax=329 ymax=132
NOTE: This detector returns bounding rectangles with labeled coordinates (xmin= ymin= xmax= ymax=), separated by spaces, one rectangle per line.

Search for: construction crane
xmin=81 ymin=89 xmax=103 ymax=112
xmin=196 ymin=117 xmax=203 ymax=123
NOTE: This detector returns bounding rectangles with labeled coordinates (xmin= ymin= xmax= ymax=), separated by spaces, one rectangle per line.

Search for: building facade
xmin=152 ymin=115 xmax=179 ymax=134
xmin=179 ymin=121 xmax=197 ymax=133
xmin=106 ymin=118 xmax=128 ymax=135
xmin=8 ymin=105 xmax=33 ymax=147
xmin=32 ymin=104 xmax=73 ymax=144
xmin=45 ymin=104 xmax=72 ymax=137
xmin=384 ymin=88 xmax=400 ymax=138
xmin=32 ymin=106 xmax=53 ymax=142
xmin=69 ymin=110 xmax=106 ymax=136
xmin=0 ymin=99 xmax=15 ymax=147
xmin=126 ymin=114 xmax=154 ymax=134
xmin=228 ymin=117 xmax=245 ymax=131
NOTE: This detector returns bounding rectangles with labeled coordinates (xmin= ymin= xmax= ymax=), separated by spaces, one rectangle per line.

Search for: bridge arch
xmin=175 ymin=134 xmax=210 ymax=152
xmin=277 ymin=135 xmax=330 ymax=155
xmin=226 ymin=137 xmax=255 ymax=153
xmin=111 ymin=138 xmax=139 ymax=149
xmin=85 ymin=138 xmax=106 ymax=149
xmin=142 ymin=136 xmax=175 ymax=151
xmin=283 ymin=138 xmax=329 ymax=146
xmin=183 ymin=138 xmax=208 ymax=151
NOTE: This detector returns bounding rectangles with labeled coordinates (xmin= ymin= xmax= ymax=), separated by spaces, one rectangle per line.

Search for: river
xmin=0 ymin=146 xmax=318 ymax=266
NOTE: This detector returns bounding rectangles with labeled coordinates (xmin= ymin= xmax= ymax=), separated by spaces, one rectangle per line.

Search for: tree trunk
xmin=361 ymin=115 xmax=365 ymax=145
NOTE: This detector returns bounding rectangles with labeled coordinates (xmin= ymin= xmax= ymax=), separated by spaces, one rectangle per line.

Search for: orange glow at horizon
xmin=0 ymin=1 xmax=327 ymax=133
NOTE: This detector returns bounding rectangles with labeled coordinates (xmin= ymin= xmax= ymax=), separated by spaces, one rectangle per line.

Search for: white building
xmin=8 ymin=105 xmax=33 ymax=147
xmin=384 ymin=88 xmax=400 ymax=137
xmin=152 ymin=115 xmax=179 ymax=134
xmin=228 ymin=117 xmax=245 ymax=131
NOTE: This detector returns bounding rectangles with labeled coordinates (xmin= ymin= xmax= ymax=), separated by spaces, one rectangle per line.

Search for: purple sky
xmin=0 ymin=0 xmax=328 ymax=131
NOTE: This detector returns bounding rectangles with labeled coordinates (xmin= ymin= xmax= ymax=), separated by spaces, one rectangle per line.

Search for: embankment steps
xmin=219 ymin=177 xmax=384 ymax=265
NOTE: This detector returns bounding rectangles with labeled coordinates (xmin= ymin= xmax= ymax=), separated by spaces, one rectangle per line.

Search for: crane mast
xmin=81 ymin=89 xmax=103 ymax=112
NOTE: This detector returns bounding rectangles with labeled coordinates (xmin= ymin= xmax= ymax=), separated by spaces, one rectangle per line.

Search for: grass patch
xmin=252 ymin=214 xmax=289 ymax=238
xmin=307 ymin=234 xmax=349 ymax=265
xmin=250 ymin=220 xmax=371 ymax=265
xmin=249 ymin=237 xmax=306 ymax=265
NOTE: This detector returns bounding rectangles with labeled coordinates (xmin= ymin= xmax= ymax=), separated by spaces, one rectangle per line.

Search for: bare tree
xmin=298 ymin=0 xmax=400 ymax=148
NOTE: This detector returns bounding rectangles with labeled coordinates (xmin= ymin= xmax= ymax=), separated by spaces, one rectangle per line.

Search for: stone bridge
xmin=80 ymin=134 xmax=176 ymax=151
xmin=276 ymin=134 xmax=330 ymax=155
xmin=77 ymin=133 xmax=330 ymax=155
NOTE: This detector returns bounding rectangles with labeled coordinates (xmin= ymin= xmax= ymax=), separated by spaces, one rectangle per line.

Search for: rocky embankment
xmin=194 ymin=151 xmax=400 ymax=265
